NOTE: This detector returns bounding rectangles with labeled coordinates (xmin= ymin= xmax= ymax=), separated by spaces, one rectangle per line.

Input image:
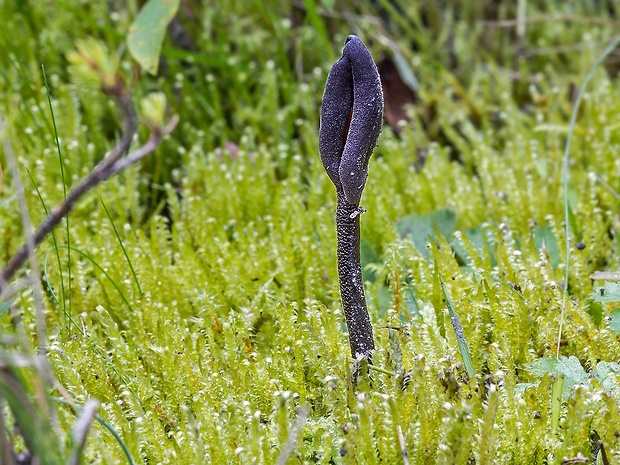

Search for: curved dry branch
xmin=0 ymin=94 xmax=178 ymax=287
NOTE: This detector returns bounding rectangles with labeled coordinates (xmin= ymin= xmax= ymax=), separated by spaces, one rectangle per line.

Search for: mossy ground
xmin=2 ymin=1 xmax=620 ymax=463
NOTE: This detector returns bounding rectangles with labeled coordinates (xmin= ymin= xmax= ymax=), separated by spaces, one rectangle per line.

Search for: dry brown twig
xmin=69 ymin=399 xmax=100 ymax=465
xmin=0 ymin=93 xmax=178 ymax=288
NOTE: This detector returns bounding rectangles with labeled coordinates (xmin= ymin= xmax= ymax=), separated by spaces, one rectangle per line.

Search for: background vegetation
xmin=2 ymin=0 xmax=620 ymax=463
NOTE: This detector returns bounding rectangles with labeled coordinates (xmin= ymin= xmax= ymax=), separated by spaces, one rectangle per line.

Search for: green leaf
xmin=591 ymin=282 xmax=620 ymax=303
xmin=609 ymin=308 xmax=620 ymax=334
xmin=526 ymin=356 xmax=587 ymax=401
xmin=440 ymin=274 xmax=474 ymax=377
xmin=592 ymin=361 xmax=620 ymax=391
xmin=523 ymin=356 xmax=618 ymax=401
xmin=128 ymin=0 xmax=180 ymax=75
xmin=525 ymin=357 xmax=560 ymax=378
xmin=387 ymin=43 xmax=419 ymax=93
xmin=517 ymin=356 xmax=620 ymax=401
xmin=533 ymin=226 xmax=560 ymax=269
xmin=397 ymin=208 xmax=458 ymax=258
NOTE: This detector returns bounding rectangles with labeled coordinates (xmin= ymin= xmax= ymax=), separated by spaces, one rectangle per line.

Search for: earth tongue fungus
xmin=319 ymin=35 xmax=384 ymax=361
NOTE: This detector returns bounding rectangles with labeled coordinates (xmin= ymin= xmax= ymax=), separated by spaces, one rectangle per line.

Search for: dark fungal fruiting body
xmin=320 ymin=35 xmax=384 ymax=207
xmin=319 ymin=35 xmax=384 ymax=359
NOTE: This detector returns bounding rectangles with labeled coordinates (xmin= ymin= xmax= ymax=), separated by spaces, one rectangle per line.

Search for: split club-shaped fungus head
xmin=319 ymin=35 xmax=384 ymax=206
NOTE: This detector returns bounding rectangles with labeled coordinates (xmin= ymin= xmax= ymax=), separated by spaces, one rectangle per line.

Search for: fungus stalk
xmin=319 ymin=35 xmax=384 ymax=359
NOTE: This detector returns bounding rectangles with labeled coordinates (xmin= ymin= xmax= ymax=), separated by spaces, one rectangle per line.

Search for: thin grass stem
xmin=557 ymin=34 xmax=620 ymax=358
xmin=42 ymin=64 xmax=72 ymax=328
xmin=100 ymin=196 xmax=142 ymax=297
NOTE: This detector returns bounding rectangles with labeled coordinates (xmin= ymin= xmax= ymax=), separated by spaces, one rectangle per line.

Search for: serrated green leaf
xmin=397 ymin=208 xmax=457 ymax=258
xmin=526 ymin=356 xmax=587 ymax=401
xmin=554 ymin=356 xmax=589 ymax=385
xmin=525 ymin=356 xmax=618 ymax=401
xmin=128 ymin=0 xmax=180 ymax=75
xmin=405 ymin=287 xmax=421 ymax=320
xmin=592 ymin=361 xmax=620 ymax=391
xmin=591 ymin=282 xmax=620 ymax=303
xmin=526 ymin=357 xmax=560 ymax=378
xmin=609 ymin=308 xmax=620 ymax=334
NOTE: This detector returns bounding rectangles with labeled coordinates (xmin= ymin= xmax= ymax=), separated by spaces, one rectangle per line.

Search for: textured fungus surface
xmin=319 ymin=35 xmax=384 ymax=206
xmin=319 ymin=35 xmax=383 ymax=358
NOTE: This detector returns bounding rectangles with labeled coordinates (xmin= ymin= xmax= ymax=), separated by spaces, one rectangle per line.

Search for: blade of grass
xmin=28 ymin=168 xmax=133 ymax=420
xmin=478 ymin=271 xmax=528 ymax=303
xmin=396 ymin=424 xmax=409 ymax=465
xmin=440 ymin=273 xmax=475 ymax=377
xmin=0 ymin=393 xmax=14 ymax=465
xmin=301 ymin=0 xmax=334 ymax=60
xmin=0 ymin=301 xmax=8 ymax=318
xmin=100 ymin=196 xmax=142 ymax=297
xmin=42 ymin=65 xmax=72 ymax=329
xmin=26 ymin=168 xmax=67 ymax=323
xmin=557 ymin=34 xmax=620 ymax=358
xmin=44 ymin=245 xmax=134 ymax=315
